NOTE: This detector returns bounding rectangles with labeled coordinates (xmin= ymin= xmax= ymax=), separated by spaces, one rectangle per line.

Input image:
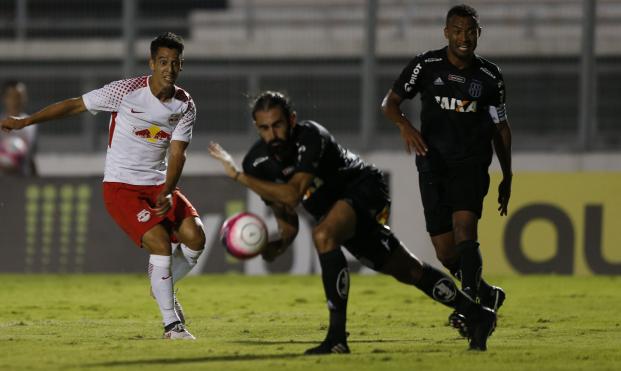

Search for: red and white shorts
xmin=103 ymin=182 xmax=199 ymax=247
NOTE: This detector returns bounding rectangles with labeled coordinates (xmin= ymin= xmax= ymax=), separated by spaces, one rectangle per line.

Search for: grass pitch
xmin=1 ymin=274 xmax=620 ymax=371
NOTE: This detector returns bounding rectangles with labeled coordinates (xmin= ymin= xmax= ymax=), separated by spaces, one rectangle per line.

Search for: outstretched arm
xmin=493 ymin=120 xmax=512 ymax=216
xmin=0 ymin=97 xmax=87 ymax=132
xmin=208 ymin=142 xmax=314 ymax=209
xmin=262 ymin=202 xmax=299 ymax=262
xmin=381 ymin=89 xmax=428 ymax=156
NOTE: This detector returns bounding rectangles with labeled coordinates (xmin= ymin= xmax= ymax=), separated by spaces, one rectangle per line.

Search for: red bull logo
xmin=133 ymin=125 xmax=171 ymax=143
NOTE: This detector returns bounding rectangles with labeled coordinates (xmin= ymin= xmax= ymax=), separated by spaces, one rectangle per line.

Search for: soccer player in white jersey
xmin=0 ymin=33 xmax=205 ymax=340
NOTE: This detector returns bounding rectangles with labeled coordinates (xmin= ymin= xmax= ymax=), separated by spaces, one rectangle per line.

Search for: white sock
xmin=172 ymin=244 xmax=204 ymax=284
xmin=148 ymin=254 xmax=179 ymax=327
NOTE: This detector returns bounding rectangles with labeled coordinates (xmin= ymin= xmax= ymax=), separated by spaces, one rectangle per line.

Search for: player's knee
xmin=452 ymin=223 xmax=476 ymax=242
xmin=435 ymin=250 xmax=459 ymax=268
xmin=312 ymin=227 xmax=337 ymax=254
xmin=184 ymin=228 xmax=206 ymax=251
xmin=143 ymin=238 xmax=171 ymax=255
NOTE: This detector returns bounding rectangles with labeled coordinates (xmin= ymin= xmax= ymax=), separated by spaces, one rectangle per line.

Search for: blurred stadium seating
xmin=0 ymin=0 xmax=618 ymax=153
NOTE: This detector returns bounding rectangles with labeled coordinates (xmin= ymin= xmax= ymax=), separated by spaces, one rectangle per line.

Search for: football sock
xmin=319 ymin=248 xmax=349 ymax=341
xmin=445 ymin=259 xmax=493 ymax=299
xmin=148 ymin=254 xmax=179 ymax=327
xmin=172 ymin=244 xmax=204 ymax=284
xmin=414 ymin=263 xmax=482 ymax=320
xmin=457 ymin=240 xmax=483 ymax=297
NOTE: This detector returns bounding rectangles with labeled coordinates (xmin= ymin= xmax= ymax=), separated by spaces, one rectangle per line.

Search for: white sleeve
xmin=171 ymin=99 xmax=196 ymax=143
xmin=82 ymin=78 xmax=144 ymax=115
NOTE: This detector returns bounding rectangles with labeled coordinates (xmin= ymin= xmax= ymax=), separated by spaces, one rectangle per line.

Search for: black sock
xmin=414 ymin=263 xmax=482 ymax=320
xmin=319 ymin=248 xmax=349 ymax=341
xmin=457 ymin=240 xmax=482 ymax=297
xmin=445 ymin=259 xmax=462 ymax=281
xmin=446 ymin=258 xmax=492 ymax=298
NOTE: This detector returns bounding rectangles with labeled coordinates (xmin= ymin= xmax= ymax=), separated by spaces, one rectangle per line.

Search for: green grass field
xmin=1 ymin=274 xmax=620 ymax=371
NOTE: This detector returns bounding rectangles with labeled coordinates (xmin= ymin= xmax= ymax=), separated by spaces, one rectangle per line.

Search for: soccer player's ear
xmin=179 ymin=58 xmax=184 ymax=72
xmin=478 ymin=27 xmax=483 ymax=38
xmin=444 ymin=25 xmax=449 ymax=40
xmin=289 ymin=112 xmax=297 ymax=127
xmin=148 ymin=55 xmax=156 ymax=73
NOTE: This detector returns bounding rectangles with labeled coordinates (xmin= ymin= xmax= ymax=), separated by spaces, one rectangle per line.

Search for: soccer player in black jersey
xmin=382 ymin=4 xmax=512 ymax=318
xmin=208 ymin=90 xmax=497 ymax=353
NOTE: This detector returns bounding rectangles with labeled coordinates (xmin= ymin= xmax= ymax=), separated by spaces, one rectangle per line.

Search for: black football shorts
xmin=418 ymin=162 xmax=490 ymax=236
xmin=340 ymin=173 xmax=397 ymax=270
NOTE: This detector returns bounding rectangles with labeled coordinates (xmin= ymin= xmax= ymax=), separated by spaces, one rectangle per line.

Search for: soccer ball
xmin=0 ymin=135 xmax=28 ymax=172
xmin=220 ymin=212 xmax=268 ymax=259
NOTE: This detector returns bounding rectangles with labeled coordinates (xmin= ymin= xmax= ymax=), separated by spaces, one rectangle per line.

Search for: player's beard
xmin=268 ymin=139 xmax=296 ymax=164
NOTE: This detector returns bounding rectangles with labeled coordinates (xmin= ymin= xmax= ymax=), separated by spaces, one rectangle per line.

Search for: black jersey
xmin=243 ymin=120 xmax=381 ymax=219
xmin=392 ymin=46 xmax=507 ymax=171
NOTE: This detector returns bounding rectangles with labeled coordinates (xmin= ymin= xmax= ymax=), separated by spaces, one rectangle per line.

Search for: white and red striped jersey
xmin=82 ymin=76 xmax=196 ymax=185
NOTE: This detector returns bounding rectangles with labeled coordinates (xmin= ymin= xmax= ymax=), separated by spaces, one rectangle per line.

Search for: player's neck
xmin=446 ymin=50 xmax=475 ymax=70
xmin=148 ymin=77 xmax=175 ymax=102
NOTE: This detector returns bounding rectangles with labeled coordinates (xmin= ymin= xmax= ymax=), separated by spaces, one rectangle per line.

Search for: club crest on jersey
xmin=133 ymin=125 xmax=172 ymax=143
xmin=168 ymin=113 xmax=182 ymax=125
xmin=434 ymin=96 xmax=478 ymax=112
xmin=468 ymin=80 xmax=483 ymax=98
xmin=137 ymin=209 xmax=151 ymax=223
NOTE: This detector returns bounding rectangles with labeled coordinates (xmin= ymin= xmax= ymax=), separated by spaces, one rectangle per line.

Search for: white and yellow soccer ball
xmin=220 ymin=212 xmax=268 ymax=260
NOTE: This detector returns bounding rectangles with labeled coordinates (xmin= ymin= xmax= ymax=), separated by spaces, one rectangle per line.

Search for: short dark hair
xmin=1 ymin=80 xmax=26 ymax=95
xmin=251 ymin=91 xmax=294 ymax=121
xmin=150 ymin=32 xmax=184 ymax=58
xmin=446 ymin=4 xmax=480 ymax=26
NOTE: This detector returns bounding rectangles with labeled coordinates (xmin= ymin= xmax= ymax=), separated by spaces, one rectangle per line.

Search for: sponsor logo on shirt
xmin=434 ymin=96 xmax=478 ymax=112
xmin=133 ymin=124 xmax=172 ymax=143
xmin=168 ymin=113 xmax=182 ymax=125
xmin=252 ymin=156 xmax=269 ymax=167
xmin=424 ymin=57 xmax=443 ymax=63
xmin=480 ymin=67 xmax=497 ymax=79
xmin=447 ymin=74 xmax=466 ymax=83
xmin=433 ymin=77 xmax=444 ymax=86
xmin=404 ymin=63 xmax=423 ymax=93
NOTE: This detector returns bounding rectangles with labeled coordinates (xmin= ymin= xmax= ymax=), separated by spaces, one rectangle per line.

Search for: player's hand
xmin=398 ymin=122 xmax=428 ymax=156
xmin=154 ymin=191 xmax=173 ymax=217
xmin=498 ymin=176 xmax=512 ymax=216
xmin=0 ymin=116 xmax=28 ymax=132
xmin=261 ymin=240 xmax=288 ymax=262
xmin=208 ymin=141 xmax=241 ymax=180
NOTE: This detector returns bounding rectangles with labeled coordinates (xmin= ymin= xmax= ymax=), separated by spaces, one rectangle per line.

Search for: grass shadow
xmin=88 ymin=353 xmax=306 ymax=367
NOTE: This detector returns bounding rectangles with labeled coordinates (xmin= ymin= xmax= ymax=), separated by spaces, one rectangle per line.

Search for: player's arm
xmin=0 ymin=97 xmax=86 ymax=132
xmin=489 ymin=72 xmax=512 ymax=216
xmin=381 ymin=91 xmax=427 ymax=157
xmin=208 ymin=142 xmax=314 ymax=209
xmin=262 ymin=202 xmax=299 ymax=262
xmin=493 ymin=119 xmax=512 ymax=216
xmin=155 ymin=140 xmax=188 ymax=216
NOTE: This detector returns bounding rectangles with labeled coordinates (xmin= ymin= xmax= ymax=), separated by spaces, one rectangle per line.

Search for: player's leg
xmin=142 ymin=223 xmax=195 ymax=339
xmin=431 ymin=229 xmax=503 ymax=310
xmin=305 ymin=200 xmax=357 ymax=355
xmin=172 ymin=216 xmax=206 ymax=284
xmin=375 ymin=228 xmax=496 ymax=351
xmin=451 ymin=210 xmax=482 ymax=299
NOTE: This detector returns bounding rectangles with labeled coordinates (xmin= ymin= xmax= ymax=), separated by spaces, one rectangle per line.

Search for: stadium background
xmin=0 ymin=0 xmax=619 ymax=276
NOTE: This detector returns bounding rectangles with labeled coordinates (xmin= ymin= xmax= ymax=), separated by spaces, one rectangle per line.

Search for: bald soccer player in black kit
xmin=382 ymin=3 xmax=512 ymax=336
xmin=209 ymin=91 xmax=497 ymax=353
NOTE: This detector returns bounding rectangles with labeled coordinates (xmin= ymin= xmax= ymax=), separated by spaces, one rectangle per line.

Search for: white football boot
xmin=163 ymin=322 xmax=195 ymax=340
